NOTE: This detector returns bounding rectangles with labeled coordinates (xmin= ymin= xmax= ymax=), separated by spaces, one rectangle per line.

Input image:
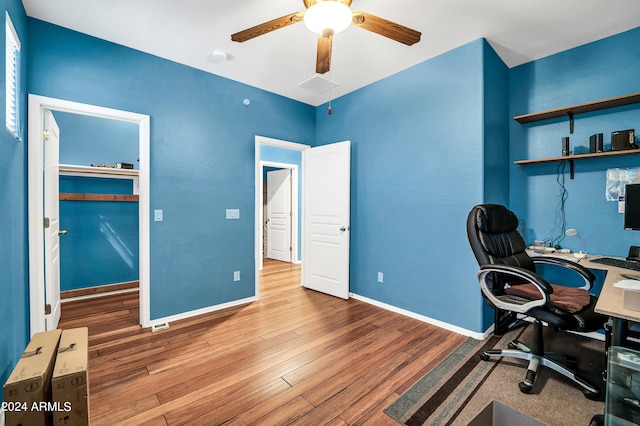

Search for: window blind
xmin=6 ymin=12 xmax=20 ymax=138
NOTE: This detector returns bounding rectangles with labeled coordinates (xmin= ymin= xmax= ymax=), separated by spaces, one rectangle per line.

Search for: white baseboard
xmin=146 ymin=296 xmax=258 ymax=329
xmin=61 ymin=288 xmax=138 ymax=303
xmin=1 ymin=408 xmax=5 ymax=426
xmin=349 ymin=293 xmax=487 ymax=340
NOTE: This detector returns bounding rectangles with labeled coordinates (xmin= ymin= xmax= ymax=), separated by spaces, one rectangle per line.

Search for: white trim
xmin=147 ymin=296 xmax=257 ymax=329
xmin=254 ymin=136 xmax=310 ymax=301
xmin=349 ymin=293 xmax=487 ymax=340
xmin=28 ymin=95 xmax=151 ymax=335
xmin=61 ymin=288 xmax=139 ymax=303
xmin=1 ymin=407 xmax=5 ymax=426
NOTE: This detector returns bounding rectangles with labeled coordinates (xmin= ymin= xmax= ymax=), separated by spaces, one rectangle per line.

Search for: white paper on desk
xmin=613 ymin=279 xmax=640 ymax=290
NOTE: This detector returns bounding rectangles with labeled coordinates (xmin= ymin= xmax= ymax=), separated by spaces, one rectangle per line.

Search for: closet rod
xmin=59 ymin=193 xmax=139 ymax=202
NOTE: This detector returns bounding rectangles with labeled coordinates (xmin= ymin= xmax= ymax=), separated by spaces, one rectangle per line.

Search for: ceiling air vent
xmin=297 ymin=75 xmax=338 ymax=94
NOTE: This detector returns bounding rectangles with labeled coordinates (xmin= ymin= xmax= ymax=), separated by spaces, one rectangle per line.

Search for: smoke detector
xmin=208 ymin=50 xmax=229 ymax=63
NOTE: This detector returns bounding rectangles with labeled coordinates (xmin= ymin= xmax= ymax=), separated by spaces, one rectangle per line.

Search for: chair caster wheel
xmin=518 ymin=382 xmax=532 ymax=394
xmin=480 ymin=352 xmax=490 ymax=361
xmin=583 ymin=389 xmax=600 ymax=401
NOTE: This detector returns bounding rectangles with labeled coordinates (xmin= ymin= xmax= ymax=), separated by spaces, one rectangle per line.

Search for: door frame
xmin=263 ymin=163 xmax=298 ymax=263
xmin=28 ymin=94 xmax=151 ymax=335
xmin=255 ymin=135 xmax=309 ymax=298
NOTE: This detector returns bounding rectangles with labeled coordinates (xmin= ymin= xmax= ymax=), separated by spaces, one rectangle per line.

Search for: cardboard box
xmin=3 ymin=329 xmax=62 ymax=426
xmin=623 ymin=289 xmax=640 ymax=311
xmin=51 ymin=327 xmax=90 ymax=426
xmin=467 ymin=400 xmax=546 ymax=426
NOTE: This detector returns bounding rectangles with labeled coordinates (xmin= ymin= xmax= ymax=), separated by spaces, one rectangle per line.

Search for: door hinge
xmin=42 ymin=129 xmax=50 ymax=141
xmin=44 ymin=304 xmax=51 ymax=315
xmin=43 ymin=217 xmax=50 ymax=228
xmin=289 ymin=246 xmax=292 ymax=252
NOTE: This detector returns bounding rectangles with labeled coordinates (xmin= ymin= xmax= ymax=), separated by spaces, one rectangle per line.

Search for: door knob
xmin=339 ymin=226 xmax=349 ymax=232
xmin=59 ymin=230 xmax=68 ymax=235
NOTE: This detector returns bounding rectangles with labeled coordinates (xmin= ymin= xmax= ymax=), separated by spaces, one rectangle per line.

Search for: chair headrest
xmin=473 ymin=204 xmax=519 ymax=234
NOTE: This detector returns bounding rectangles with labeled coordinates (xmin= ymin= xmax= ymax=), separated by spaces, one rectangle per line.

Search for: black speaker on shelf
xmin=589 ymin=133 xmax=604 ymax=153
xmin=612 ymin=129 xmax=636 ymax=151
xmin=562 ymin=136 xmax=570 ymax=156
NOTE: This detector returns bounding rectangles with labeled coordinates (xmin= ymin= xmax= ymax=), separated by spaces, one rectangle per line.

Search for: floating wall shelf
xmin=514 ymin=149 xmax=640 ymax=179
xmin=514 ymin=149 xmax=640 ymax=165
xmin=514 ymin=92 xmax=640 ymax=124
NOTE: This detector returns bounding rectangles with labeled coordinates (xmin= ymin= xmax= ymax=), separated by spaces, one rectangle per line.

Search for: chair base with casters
xmin=480 ymin=319 xmax=601 ymax=399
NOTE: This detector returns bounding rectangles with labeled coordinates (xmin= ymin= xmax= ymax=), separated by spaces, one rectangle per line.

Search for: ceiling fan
xmin=231 ymin=0 xmax=421 ymax=74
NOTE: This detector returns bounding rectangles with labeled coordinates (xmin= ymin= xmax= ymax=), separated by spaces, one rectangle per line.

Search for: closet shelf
xmin=59 ymin=193 xmax=139 ymax=202
xmin=59 ymin=164 xmax=139 ymax=195
xmin=59 ymin=164 xmax=139 ymax=177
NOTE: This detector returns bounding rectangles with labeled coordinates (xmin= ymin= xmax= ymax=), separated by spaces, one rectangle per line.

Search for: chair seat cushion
xmin=504 ymin=283 xmax=591 ymax=313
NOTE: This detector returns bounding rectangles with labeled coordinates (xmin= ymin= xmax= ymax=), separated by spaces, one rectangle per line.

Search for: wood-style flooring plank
xmin=58 ymin=258 xmax=467 ymax=425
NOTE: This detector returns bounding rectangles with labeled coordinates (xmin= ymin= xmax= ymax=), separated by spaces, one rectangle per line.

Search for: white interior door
xmin=43 ymin=110 xmax=62 ymax=330
xmin=267 ymin=168 xmax=292 ymax=262
xmin=302 ymin=141 xmax=351 ymax=299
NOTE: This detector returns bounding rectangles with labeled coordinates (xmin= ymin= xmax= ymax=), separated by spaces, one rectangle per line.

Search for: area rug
xmin=385 ymin=325 xmax=605 ymax=425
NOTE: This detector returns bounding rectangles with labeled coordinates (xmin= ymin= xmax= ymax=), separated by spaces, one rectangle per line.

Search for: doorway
xmin=264 ymin=165 xmax=297 ymax=263
xmin=28 ymin=95 xmax=151 ymax=336
xmin=255 ymin=136 xmax=309 ymax=298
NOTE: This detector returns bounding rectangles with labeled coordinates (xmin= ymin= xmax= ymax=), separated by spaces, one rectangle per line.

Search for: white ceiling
xmin=21 ymin=0 xmax=640 ymax=106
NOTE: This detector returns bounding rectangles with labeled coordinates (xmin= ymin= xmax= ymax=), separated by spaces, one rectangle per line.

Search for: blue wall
xmin=509 ymin=27 xmax=640 ymax=257
xmin=315 ymin=39 xmax=509 ymax=332
xmin=27 ymin=19 xmax=316 ymax=319
xmin=0 ymin=0 xmax=28 ymax=404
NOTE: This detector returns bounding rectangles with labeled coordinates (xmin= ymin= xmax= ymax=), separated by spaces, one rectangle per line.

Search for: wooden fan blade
xmin=352 ymin=11 xmax=421 ymax=46
xmin=316 ymin=34 xmax=333 ymax=74
xmin=231 ymin=12 xmax=304 ymax=42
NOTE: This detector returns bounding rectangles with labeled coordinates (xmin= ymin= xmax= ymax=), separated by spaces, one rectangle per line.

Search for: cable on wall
xmin=548 ymin=161 xmax=568 ymax=247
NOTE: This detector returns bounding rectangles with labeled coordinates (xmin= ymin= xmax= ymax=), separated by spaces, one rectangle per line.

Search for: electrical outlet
xmin=378 ymin=272 xmax=384 ymax=283
xmin=234 ymin=271 xmax=240 ymax=282
xmin=226 ymin=209 xmax=240 ymax=219
xmin=154 ymin=209 xmax=163 ymax=222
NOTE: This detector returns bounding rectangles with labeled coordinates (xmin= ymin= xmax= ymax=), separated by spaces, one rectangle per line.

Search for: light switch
xmin=154 ymin=209 xmax=163 ymax=222
xmin=226 ymin=209 xmax=240 ymax=219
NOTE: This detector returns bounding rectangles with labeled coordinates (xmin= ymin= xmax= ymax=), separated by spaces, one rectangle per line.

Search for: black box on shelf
xmin=562 ymin=137 xmax=570 ymax=156
xmin=589 ymin=133 xmax=604 ymax=153
xmin=612 ymin=129 xmax=635 ymax=150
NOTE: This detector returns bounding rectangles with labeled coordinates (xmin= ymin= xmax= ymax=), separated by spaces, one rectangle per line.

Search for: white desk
xmin=582 ymin=257 xmax=640 ymax=346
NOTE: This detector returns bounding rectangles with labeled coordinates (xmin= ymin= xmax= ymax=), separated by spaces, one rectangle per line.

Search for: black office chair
xmin=467 ymin=204 xmax=607 ymax=399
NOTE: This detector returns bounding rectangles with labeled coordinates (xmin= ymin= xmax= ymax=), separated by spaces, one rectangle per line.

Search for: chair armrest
xmin=531 ymin=256 xmax=595 ymax=291
xmin=478 ymin=264 xmax=551 ymax=314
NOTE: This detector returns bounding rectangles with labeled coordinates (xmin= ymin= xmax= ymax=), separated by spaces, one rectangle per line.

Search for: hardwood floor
xmin=58 ymin=259 xmax=467 ymax=425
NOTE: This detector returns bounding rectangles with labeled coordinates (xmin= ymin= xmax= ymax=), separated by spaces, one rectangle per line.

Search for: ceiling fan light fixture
xmin=304 ymin=0 xmax=352 ymax=36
